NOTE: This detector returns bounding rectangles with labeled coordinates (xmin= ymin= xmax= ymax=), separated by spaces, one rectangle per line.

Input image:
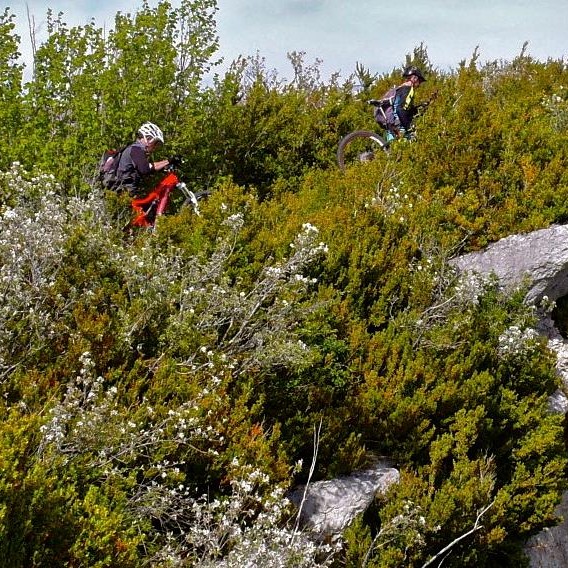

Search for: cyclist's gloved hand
xmin=168 ymin=155 xmax=183 ymax=168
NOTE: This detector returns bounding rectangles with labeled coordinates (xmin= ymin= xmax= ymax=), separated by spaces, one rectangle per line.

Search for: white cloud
xmin=216 ymin=0 xmax=568 ymax=79
xmin=7 ymin=0 xmax=568 ymax=84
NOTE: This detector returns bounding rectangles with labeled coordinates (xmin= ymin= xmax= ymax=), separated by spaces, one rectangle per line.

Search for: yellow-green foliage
xmin=1 ymin=6 xmax=568 ymax=565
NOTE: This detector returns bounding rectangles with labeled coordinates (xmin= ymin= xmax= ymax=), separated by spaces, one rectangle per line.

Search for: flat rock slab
xmin=288 ymin=463 xmax=400 ymax=539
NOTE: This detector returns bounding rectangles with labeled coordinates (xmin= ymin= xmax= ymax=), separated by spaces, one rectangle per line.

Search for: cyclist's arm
xmin=131 ymin=146 xmax=169 ymax=174
xmin=151 ymin=159 xmax=170 ymax=172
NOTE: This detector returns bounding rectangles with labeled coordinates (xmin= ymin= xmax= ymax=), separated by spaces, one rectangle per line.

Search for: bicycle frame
xmin=131 ymin=169 xmax=197 ymax=228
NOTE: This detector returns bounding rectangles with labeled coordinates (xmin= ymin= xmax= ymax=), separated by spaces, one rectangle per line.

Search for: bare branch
xmin=293 ymin=418 xmax=323 ymax=535
xmin=25 ymin=3 xmax=37 ymax=76
xmin=421 ymin=500 xmax=495 ymax=568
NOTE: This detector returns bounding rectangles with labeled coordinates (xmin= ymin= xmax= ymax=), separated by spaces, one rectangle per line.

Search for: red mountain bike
xmin=130 ymin=167 xmax=209 ymax=228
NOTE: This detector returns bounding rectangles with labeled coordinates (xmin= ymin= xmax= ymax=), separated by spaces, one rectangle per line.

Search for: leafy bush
xmin=1 ymin=5 xmax=568 ymax=565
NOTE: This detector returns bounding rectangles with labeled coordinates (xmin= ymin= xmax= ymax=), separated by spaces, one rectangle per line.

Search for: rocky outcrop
xmin=451 ymin=224 xmax=568 ymax=305
xmin=525 ymin=494 xmax=568 ymax=567
xmin=451 ymin=224 xmax=568 ymax=567
xmin=288 ymin=462 xmax=399 ymax=540
xmin=289 ymin=225 xmax=568 ymax=558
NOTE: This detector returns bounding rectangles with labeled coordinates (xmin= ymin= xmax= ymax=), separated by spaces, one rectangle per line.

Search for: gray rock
xmin=547 ymin=388 xmax=568 ymax=414
xmin=525 ymin=493 xmax=568 ymax=568
xmin=288 ymin=462 xmax=399 ymax=540
xmin=547 ymin=335 xmax=568 ymax=406
xmin=451 ymin=224 xmax=568 ymax=304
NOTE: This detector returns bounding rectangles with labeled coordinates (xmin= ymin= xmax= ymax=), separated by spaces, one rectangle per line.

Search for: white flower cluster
xmin=480 ymin=59 xmax=531 ymax=96
xmin=453 ymin=271 xmax=490 ymax=307
xmin=541 ymin=87 xmax=568 ymax=131
xmin=163 ymin=462 xmax=335 ymax=568
xmin=497 ymin=325 xmax=540 ymax=359
xmin=38 ymin=354 xmax=114 ymax=456
xmin=412 ymin=267 xmax=497 ymax=342
xmin=0 ymin=162 xmax=328 ymax=380
xmin=360 ymin=500 xmax=437 ymax=565
xmin=39 ymin=364 xmax=220 ymax=466
xmin=224 ymin=212 xmax=245 ymax=231
xmin=409 ymin=256 xmax=434 ymax=274
xmin=0 ymin=164 xmax=121 ymax=373
xmin=539 ymin=295 xmax=556 ymax=315
xmin=292 ymin=223 xmax=329 ymax=256
xmin=371 ymin=183 xmax=414 ymax=220
xmin=161 ymin=221 xmax=327 ymax=374
xmin=0 ymin=165 xmax=69 ymax=371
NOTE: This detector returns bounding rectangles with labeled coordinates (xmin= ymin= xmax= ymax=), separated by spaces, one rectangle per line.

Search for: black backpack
xmin=98 ymin=146 xmax=126 ymax=189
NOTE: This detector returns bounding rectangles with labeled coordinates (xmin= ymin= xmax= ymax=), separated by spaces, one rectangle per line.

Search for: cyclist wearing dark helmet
xmin=373 ymin=66 xmax=427 ymax=141
xmin=391 ymin=66 xmax=426 ymax=138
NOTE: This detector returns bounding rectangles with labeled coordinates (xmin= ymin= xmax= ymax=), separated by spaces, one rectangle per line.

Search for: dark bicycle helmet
xmin=402 ymin=66 xmax=426 ymax=82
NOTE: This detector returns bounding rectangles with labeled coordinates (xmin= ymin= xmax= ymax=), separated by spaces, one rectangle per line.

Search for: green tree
xmin=0 ymin=8 xmax=24 ymax=168
xmin=18 ymin=0 xmax=220 ymax=188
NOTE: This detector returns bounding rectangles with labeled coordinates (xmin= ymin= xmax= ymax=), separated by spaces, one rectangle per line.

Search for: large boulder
xmin=288 ymin=462 xmax=399 ymax=541
xmin=451 ymin=224 xmax=568 ymax=567
xmin=450 ymin=224 xmax=568 ymax=304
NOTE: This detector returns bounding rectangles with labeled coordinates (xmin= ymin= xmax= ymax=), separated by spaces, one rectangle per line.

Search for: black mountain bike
xmin=336 ymin=100 xmax=391 ymax=171
xmin=337 ymin=94 xmax=435 ymax=171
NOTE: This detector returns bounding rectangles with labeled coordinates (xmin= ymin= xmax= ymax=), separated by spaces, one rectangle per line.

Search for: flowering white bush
xmin=371 ymin=182 xmax=415 ymax=219
xmin=1 ymin=164 xmax=333 ymax=565
xmin=541 ymin=87 xmax=568 ymax=131
xmin=408 ymin=262 xmax=493 ymax=341
xmin=0 ymin=165 xmax=118 ymax=376
xmin=37 ymin=352 xmax=334 ymax=566
xmin=497 ymin=325 xmax=540 ymax=359
xmin=157 ymin=220 xmax=328 ymax=374
xmin=452 ymin=271 xmax=490 ymax=307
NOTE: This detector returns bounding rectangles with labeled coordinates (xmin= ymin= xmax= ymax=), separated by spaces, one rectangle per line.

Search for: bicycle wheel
xmin=181 ymin=189 xmax=212 ymax=215
xmin=337 ymin=130 xmax=389 ymax=171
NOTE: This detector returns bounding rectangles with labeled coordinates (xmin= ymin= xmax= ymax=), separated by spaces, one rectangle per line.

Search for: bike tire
xmin=337 ymin=130 xmax=389 ymax=171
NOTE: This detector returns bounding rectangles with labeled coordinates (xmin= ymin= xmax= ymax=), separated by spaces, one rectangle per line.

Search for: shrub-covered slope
xmin=1 ymin=3 xmax=568 ymax=566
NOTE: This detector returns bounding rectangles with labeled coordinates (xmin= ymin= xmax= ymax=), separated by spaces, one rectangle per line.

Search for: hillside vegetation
xmin=1 ymin=2 xmax=568 ymax=566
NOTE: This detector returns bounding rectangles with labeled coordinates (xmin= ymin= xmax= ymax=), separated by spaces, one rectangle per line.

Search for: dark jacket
xmin=115 ymin=141 xmax=153 ymax=196
xmin=374 ymin=83 xmax=418 ymax=133
xmin=392 ymin=84 xmax=417 ymax=130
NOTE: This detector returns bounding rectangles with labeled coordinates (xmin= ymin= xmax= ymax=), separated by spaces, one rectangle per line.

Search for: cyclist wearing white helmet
xmin=114 ymin=122 xmax=181 ymax=196
xmin=138 ymin=121 xmax=165 ymax=144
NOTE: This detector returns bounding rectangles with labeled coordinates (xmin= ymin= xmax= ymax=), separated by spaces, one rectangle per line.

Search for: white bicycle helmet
xmin=138 ymin=122 xmax=164 ymax=144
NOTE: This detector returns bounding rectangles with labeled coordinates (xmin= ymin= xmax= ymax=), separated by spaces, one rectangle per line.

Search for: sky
xmin=7 ymin=0 xmax=568 ymax=83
